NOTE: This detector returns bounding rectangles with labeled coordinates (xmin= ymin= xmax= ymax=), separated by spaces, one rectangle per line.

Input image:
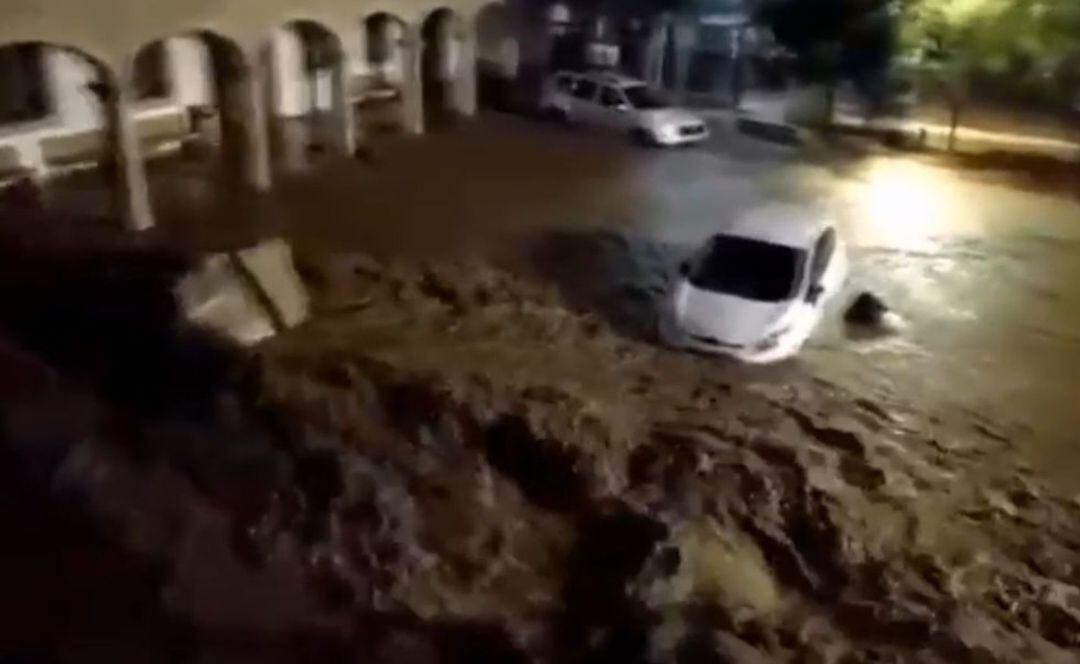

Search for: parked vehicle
xmin=659 ymin=204 xmax=847 ymax=363
xmin=540 ymin=70 xmax=710 ymax=146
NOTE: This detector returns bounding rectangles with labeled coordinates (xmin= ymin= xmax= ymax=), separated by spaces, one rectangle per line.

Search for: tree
xmin=755 ymin=0 xmax=898 ymax=115
xmin=902 ymin=0 xmax=1080 ymax=150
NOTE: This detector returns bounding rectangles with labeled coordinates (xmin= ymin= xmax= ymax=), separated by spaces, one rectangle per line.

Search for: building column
xmin=330 ymin=60 xmax=357 ymax=155
xmin=400 ymin=27 xmax=425 ymax=135
xmin=453 ymin=28 xmax=478 ymax=117
xmin=730 ymin=27 xmax=746 ymax=108
xmin=216 ymin=50 xmax=272 ymax=190
xmin=108 ymin=66 xmax=154 ymax=231
xmin=241 ymin=47 xmax=273 ymax=191
xmin=672 ymin=19 xmax=696 ymax=100
xmin=642 ymin=17 xmax=667 ymax=89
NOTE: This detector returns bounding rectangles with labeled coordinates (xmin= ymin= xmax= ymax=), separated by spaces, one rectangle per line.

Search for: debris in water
xmin=844 ymin=291 xmax=903 ymax=333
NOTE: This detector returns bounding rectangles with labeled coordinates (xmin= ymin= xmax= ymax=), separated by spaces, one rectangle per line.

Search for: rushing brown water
xmin=15 ymin=113 xmax=1080 ymax=661
xmin=45 ymin=113 xmax=1080 ymax=488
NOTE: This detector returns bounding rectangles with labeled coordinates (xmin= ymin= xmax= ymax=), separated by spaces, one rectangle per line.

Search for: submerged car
xmin=660 ymin=205 xmax=847 ymax=364
xmin=540 ymin=70 xmax=709 ymax=147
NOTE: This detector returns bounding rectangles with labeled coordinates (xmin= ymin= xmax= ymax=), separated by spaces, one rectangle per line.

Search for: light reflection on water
xmin=847 ymin=159 xmax=967 ymax=253
xmin=802 ymin=156 xmax=1080 ymax=484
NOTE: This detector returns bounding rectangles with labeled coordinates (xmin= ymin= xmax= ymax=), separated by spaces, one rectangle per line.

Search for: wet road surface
xmin=17 ymin=112 xmax=1080 ymax=662
xmin=595 ymin=123 xmax=1080 ymax=487
xmin=124 ymin=113 xmax=1080 ymax=488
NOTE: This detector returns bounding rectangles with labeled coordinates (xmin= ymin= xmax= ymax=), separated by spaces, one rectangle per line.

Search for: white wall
xmin=478 ymin=36 xmax=519 ymax=77
xmin=270 ymin=27 xmax=336 ymax=118
xmin=350 ymin=20 xmax=409 ymax=89
xmin=271 ymin=28 xmax=306 ymax=117
xmin=49 ymin=49 xmax=105 ymax=131
xmin=166 ymin=36 xmax=212 ymax=106
xmin=0 ymin=47 xmax=106 ymax=173
xmin=435 ymin=20 xmax=460 ymax=82
xmin=377 ymin=21 xmax=406 ymax=86
xmin=0 ymin=40 xmax=212 ymax=176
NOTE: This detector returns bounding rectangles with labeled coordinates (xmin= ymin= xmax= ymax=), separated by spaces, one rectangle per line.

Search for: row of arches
xmin=0 ymin=3 xmax=519 ymax=230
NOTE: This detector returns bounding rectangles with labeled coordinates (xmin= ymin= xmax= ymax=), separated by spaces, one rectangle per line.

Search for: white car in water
xmin=660 ymin=205 xmax=847 ymax=364
xmin=540 ymin=70 xmax=710 ymax=146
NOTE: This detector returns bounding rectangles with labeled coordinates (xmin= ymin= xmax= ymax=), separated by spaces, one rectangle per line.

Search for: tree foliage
xmin=754 ymin=0 xmax=898 ymax=86
xmin=902 ymin=0 xmax=1080 ymax=104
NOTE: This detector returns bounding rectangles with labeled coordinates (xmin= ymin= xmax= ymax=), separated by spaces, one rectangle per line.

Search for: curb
xmin=734 ymin=116 xmax=805 ymax=146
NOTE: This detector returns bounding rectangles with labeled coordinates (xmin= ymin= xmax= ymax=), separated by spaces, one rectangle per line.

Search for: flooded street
xmin=816 ymin=160 xmax=1080 ymax=486
xmin=228 ymin=113 xmax=1080 ymax=488
xmin=602 ymin=130 xmax=1080 ymax=486
xmin=47 ymin=109 xmax=1075 ymax=493
xmin=11 ymin=113 xmax=1080 ymax=662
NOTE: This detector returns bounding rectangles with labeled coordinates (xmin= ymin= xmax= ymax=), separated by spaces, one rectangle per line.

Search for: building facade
xmin=0 ymin=0 xmax=514 ymax=230
xmin=514 ymin=0 xmax=775 ymax=106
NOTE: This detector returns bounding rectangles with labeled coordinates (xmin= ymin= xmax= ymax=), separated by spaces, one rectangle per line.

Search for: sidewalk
xmin=832 ymin=112 xmax=1080 ymax=159
xmin=698 ymin=91 xmax=1080 ymax=159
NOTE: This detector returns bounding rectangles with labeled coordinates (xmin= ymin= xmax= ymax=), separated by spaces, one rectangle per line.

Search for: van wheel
xmin=545 ymin=107 xmax=572 ymax=127
xmin=631 ymin=128 xmax=655 ymax=146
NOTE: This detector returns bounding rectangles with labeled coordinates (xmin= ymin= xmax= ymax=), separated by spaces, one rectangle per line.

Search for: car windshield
xmin=688 ymin=236 xmax=805 ymax=302
xmin=622 ymin=85 xmax=668 ymax=110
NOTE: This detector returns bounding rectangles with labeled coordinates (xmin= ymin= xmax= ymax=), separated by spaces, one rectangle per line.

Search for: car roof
xmin=720 ymin=204 xmax=830 ymax=249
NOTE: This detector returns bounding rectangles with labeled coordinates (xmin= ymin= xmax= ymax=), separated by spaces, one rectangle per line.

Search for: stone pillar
xmin=730 ymin=27 xmax=746 ymax=109
xmin=241 ymin=48 xmax=273 ymax=191
xmin=672 ymin=19 xmax=696 ymax=100
xmin=331 ymin=60 xmax=357 ymax=155
xmin=108 ymin=66 xmax=154 ymax=231
xmin=642 ymin=17 xmax=667 ymax=89
xmin=453 ymin=28 xmax=478 ymax=117
xmin=215 ymin=50 xmax=271 ymax=190
xmin=275 ymin=116 xmax=310 ymax=173
xmin=400 ymin=27 xmax=425 ymax=135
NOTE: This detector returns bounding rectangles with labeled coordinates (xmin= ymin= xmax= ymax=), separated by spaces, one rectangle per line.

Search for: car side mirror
xmin=678 ymin=261 xmax=690 ymax=276
xmin=807 ymin=284 xmax=825 ymax=305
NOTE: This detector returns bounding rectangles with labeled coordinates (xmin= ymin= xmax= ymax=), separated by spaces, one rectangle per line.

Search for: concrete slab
xmin=233 ymin=238 xmax=309 ymax=330
xmin=176 ymin=238 xmax=309 ymax=347
xmin=176 ymin=253 xmax=277 ymax=347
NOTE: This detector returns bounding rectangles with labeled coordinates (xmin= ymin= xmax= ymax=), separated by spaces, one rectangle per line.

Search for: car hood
xmin=672 ymin=281 xmax=794 ymax=346
xmin=640 ymin=107 xmax=703 ymax=129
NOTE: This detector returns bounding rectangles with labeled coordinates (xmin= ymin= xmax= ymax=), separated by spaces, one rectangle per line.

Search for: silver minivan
xmin=540 ymin=70 xmax=709 ymax=146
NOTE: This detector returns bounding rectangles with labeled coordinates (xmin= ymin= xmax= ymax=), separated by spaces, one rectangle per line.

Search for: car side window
xmin=600 ymin=86 xmax=625 ymax=108
xmin=556 ymin=74 xmax=577 ymax=93
xmin=808 ymin=228 xmax=837 ymax=285
xmin=573 ymin=79 xmax=598 ymax=101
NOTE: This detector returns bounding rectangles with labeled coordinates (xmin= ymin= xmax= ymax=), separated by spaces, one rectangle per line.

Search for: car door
xmin=568 ymin=77 xmax=600 ymax=125
xmin=806 ymin=228 xmax=839 ymax=307
xmin=596 ymin=85 xmax=635 ymax=131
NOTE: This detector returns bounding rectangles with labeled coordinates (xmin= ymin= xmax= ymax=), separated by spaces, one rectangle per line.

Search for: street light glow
xmin=857 ymin=159 xmax=957 ymax=252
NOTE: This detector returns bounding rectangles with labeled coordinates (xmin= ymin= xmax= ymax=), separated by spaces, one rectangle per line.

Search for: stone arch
xmin=474 ymin=2 xmax=519 ymax=111
xmin=363 ymin=12 xmax=409 ymax=88
xmin=358 ymin=12 xmax=413 ymax=136
xmin=0 ymin=40 xmax=154 ymax=228
xmin=614 ymin=16 xmax=650 ymax=80
xmin=125 ymin=26 xmax=272 ymax=229
xmin=182 ymin=30 xmax=263 ymax=184
xmin=0 ymin=41 xmax=117 ymax=139
xmin=129 ymin=41 xmax=172 ymax=102
xmin=266 ymin=18 xmax=354 ymax=169
xmin=546 ymin=2 xmax=585 ymax=72
xmin=420 ymin=7 xmax=470 ymax=127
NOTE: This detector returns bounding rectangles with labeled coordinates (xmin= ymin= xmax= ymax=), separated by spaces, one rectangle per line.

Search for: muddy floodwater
xmin=186 ymin=114 xmax=1080 ymax=489
xmin=11 ymin=114 xmax=1080 ymax=662
xmin=588 ymin=136 xmax=1080 ymax=489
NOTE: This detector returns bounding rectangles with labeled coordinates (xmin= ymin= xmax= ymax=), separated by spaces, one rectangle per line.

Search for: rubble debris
xmin=177 ymin=238 xmax=310 ymax=346
xmin=1 ymin=245 xmax=1077 ymax=663
xmin=844 ymin=291 xmax=902 ymax=332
